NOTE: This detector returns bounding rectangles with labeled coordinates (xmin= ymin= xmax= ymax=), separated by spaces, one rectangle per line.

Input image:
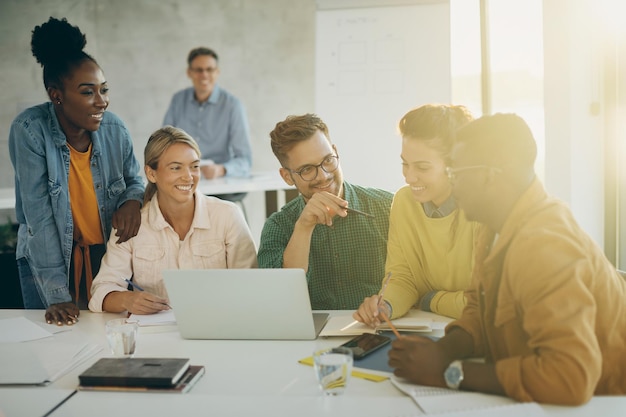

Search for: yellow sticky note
xmin=298 ymin=356 xmax=388 ymax=383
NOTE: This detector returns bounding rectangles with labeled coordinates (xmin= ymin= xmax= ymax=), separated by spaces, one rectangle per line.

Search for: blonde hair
xmin=143 ymin=126 xmax=201 ymax=205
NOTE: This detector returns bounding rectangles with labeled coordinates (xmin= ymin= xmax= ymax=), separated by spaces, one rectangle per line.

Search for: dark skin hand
xmin=388 ymin=335 xmax=450 ymax=387
xmin=45 ymin=302 xmax=80 ymax=326
xmin=111 ymin=200 xmax=141 ymax=243
xmin=388 ymin=330 xmax=505 ymax=396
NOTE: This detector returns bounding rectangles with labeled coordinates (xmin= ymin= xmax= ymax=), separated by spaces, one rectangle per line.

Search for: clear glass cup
xmin=313 ymin=346 xmax=353 ymax=395
xmin=105 ymin=318 xmax=138 ymax=357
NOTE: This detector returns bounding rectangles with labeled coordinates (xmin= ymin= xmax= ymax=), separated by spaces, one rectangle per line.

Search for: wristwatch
xmin=444 ymin=360 xmax=464 ymax=390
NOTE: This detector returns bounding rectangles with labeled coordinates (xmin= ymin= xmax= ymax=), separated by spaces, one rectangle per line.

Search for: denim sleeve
xmin=116 ymin=126 xmax=145 ymax=208
xmin=8 ymin=121 xmax=71 ymax=306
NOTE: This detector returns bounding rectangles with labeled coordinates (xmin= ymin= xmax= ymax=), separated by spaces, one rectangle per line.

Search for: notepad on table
xmin=319 ymin=310 xmax=432 ymax=337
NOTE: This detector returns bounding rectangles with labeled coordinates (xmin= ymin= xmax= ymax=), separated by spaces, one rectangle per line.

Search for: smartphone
xmin=340 ymin=333 xmax=391 ymax=359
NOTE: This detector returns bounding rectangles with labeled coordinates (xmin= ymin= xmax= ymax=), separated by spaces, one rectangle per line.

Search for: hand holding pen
xmin=123 ymin=279 xmax=171 ymax=313
xmin=352 ymin=272 xmax=393 ymax=328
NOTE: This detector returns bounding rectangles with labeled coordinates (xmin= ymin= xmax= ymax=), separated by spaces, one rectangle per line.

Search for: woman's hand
xmin=111 ymin=200 xmax=141 ymax=243
xmin=45 ymin=302 xmax=80 ymax=326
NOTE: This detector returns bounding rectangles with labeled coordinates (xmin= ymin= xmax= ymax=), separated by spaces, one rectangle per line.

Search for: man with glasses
xmin=163 ymin=47 xmax=252 ymax=191
xmin=389 ymin=113 xmax=626 ymax=405
xmin=258 ymin=114 xmax=393 ymax=310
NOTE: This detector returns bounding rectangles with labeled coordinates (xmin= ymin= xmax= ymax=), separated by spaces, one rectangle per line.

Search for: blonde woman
xmin=89 ymin=126 xmax=257 ymax=314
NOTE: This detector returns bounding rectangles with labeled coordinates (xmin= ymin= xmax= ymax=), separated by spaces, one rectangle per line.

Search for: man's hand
xmin=112 ymin=200 xmax=141 ymax=244
xmin=201 ymin=164 xmax=226 ymax=179
xmin=122 ymin=291 xmax=170 ymax=315
xmin=388 ymin=335 xmax=450 ymax=387
xmin=45 ymin=302 xmax=80 ymax=326
xmin=297 ymin=192 xmax=348 ymax=228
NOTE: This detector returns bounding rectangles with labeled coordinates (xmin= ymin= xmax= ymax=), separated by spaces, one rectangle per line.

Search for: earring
xmin=56 ymin=100 xmax=61 ymax=105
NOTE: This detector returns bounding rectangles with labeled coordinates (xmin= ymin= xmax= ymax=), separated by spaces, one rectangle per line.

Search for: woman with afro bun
xmin=8 ymin=17 xmax=144 ymax=326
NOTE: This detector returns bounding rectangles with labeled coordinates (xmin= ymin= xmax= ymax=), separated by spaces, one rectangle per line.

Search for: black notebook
xmin=79 ymin=358 xmax=191 ymax=388
xmin=79 ymin=365 xmax=205 ymax=393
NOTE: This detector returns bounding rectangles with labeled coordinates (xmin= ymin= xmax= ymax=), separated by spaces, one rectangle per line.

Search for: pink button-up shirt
xmin=89 ymin=192 xmax=257 ymax=312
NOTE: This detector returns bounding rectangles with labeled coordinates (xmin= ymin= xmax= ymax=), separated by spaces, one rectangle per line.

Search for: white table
xmin=0 ymin=310 xmax=624 ymax=417
xmin=0 ymin=170 xmax=298 ymax=217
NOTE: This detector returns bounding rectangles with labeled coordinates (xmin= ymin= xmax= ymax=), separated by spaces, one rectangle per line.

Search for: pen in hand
xmin=373 ymin=272 xmax=392 ymax=332
xmin=124 ymin=279 xmax=171 ymax=309
xmin=345 ymin=206 xmax=375 ymax=218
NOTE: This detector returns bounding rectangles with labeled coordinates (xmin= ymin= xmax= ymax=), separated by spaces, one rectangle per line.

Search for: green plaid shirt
xmin=258 ymin=182 xmax=393 ymax=310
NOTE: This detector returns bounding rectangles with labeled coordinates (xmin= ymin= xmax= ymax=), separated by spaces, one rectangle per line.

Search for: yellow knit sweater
xmin=384 ymin=185 xmax=479 ymax=319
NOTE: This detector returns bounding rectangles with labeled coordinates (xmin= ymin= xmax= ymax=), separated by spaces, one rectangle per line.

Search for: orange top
xmin=68 ymin=143 xmax=104 ymax=246
xmin=68 ymin=142 xmax=105 ymax=302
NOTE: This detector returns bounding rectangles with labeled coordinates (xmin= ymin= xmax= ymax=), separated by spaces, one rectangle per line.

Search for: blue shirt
xmin=8 ymin=102 xmax=145 ymax=306
xmin=163 ymin=85 xmax=252 ymax=177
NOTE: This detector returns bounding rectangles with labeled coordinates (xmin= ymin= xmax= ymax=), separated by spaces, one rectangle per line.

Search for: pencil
xmin=379 ymin=310 xmax=401 ymax=338
xmin=345 ymin=206 xmax=375 ymax=218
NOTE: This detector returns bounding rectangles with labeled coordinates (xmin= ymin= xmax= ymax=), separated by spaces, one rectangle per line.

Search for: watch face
xmin=446 ymin=366 xmax=461 ymax=382
xmin=445 ymin=361 xmax=463 ymax=389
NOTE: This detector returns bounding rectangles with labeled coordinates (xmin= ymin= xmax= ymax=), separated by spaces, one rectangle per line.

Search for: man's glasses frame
xmin=287 ymin=154 xmax=339 ymax=181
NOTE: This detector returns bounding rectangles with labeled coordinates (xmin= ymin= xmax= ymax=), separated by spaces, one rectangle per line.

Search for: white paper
xmin=127 ymin=309 xmax=177 ymax=326
xmin=391 ymin=376 xmax=547 ymax=415
xmin=0 ymin=340 xmax=101 ymax=385
xmin=0 ymin=317 xmax=54 ymax=343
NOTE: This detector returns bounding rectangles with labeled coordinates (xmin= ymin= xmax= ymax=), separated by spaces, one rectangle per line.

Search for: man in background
xmin=258 ymin=113 xmax=393 ymax=310
xmin=163 ymin=47 xmax=252 ymax=201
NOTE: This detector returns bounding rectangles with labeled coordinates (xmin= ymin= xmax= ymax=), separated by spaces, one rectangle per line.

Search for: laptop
xmin=162 ymin=268 xmax=329 ymax=340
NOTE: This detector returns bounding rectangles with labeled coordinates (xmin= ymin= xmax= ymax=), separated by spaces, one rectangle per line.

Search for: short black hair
xmin=455 ymin=113 xmax=537 ymax=170
xmin=187 ymin=47 xmax=219 ymax=66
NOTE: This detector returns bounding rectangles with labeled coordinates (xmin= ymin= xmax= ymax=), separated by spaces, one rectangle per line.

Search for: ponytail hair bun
xmin=31 ymin=17 xmax=87 ymax=67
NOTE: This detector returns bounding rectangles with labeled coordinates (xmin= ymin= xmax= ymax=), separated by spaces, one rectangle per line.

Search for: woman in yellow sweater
xmin=354 ymin=104 xmax=479 ymax=323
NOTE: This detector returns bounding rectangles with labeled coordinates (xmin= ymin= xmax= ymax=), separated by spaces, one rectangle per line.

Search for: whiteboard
xmin=315 ymin=2 xmax=451 ymax=192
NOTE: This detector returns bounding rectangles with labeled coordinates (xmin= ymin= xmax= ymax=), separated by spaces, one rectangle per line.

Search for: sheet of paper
xmin=391 ymin=376 xmax=547 ymax=415
xmin=127 ymin=309 xmax=177 ymax=326
xmin=0 ymin=340 xmax=101 ymax=385
xmin=0 ymin=316 xmax=54 ymax=343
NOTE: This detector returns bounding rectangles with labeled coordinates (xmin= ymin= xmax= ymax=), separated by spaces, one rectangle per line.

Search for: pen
xmin=373 ymin=272 xmax=392 ymax=333
xmin=124 ymin=278 xmax=145 ymax=292
xmin=124 ymin=279 xmax=171 ymax=309
xmin=345 ymin=206 xmax=375 ymax=218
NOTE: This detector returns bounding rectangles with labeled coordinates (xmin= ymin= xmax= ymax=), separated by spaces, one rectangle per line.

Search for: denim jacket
xmin=8 ymin=102 xmax=145 ymax=306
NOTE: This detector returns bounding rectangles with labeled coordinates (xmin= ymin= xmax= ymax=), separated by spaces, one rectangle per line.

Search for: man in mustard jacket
xmin=388 ymin=113 xmax=626 ymax=405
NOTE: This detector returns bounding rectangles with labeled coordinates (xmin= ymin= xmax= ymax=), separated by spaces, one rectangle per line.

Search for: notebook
xmin=79 ymin=357 xmax=191 ymax=388
xmin=162 ymin=268 xmax=329 ymax=340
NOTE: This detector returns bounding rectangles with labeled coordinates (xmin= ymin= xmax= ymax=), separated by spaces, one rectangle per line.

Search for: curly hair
xmin=31 ymin=17 xmax=98 ymax=90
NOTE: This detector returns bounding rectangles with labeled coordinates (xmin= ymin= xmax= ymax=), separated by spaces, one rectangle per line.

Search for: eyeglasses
xmin=189 ymin=67 xmax=218 ymax=74
xmin=288 ymin=155 xmax=339 ymax=181
xmin=445 ymin=165 xmax=502 ymax=182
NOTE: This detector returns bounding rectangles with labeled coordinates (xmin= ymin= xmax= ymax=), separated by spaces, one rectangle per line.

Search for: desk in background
xmin=1 ymin=309 xmax=624 ymax=417
xmin=0 ymin=170 xmax=298 ymax=218
xmin=196 ymin=170 xmax=297 ymax=217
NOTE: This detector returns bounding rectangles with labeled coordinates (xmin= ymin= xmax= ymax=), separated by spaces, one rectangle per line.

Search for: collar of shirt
xmin=422 ymin=195 xmax=457 ymax=218
xmin=187 ymin=84 xmax=222 ymax=105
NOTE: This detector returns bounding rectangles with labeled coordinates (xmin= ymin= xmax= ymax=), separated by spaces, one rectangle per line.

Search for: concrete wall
xmin=0 ymin=0 xmax=316 ymax=186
